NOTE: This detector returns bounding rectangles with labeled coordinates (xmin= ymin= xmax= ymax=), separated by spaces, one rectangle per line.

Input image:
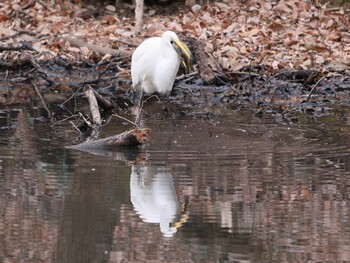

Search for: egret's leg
xmin=135 ymin=89 xmax=143 ymax=128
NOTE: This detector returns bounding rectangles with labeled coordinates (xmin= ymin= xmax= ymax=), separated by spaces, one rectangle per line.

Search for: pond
xmin=1 ymin=105 xmax=350 ymax=262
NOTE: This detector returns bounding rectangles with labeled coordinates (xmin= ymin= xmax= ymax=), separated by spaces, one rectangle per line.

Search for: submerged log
xmin=68 ymin=128 xmax=151 ymax=150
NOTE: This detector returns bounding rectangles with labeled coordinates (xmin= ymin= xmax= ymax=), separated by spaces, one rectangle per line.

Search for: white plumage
xmin=131 ymin=31 xmax=191 ymax=95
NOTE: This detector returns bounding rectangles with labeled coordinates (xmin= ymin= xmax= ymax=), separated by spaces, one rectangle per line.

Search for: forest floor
xmin=0 ymin=0 xmax=350 ymax=126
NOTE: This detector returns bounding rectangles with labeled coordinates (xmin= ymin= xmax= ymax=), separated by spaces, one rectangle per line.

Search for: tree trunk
xmin=135 ymin=0 xmax=144 ymax=34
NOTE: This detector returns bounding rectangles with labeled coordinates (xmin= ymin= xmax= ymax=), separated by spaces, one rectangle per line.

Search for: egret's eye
xmin=170 ymin=40 xmax=174 ymax=44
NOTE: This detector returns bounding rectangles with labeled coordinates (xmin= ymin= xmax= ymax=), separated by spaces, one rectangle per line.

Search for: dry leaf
xmin=305 ymin=44 xmax=329 ymax=53
xmin=50 ymin=21 xmax=65 ymax=33
xmin=0 ymin=15 xmax=9 ymax=22
xmin=240 ymin=28 xmax=260 ymax=37
xmin=272 ymin=60 xmax=279 ymax=69
xmin=191 ymin=4 xmax=201 ymax=13
xmin=268 ymin=22 xmax=285 ymax=32
xmin=327 ymin=33 xmax=341 ymax=42
xmin=105 ymin=5 xmax=116 ymax=12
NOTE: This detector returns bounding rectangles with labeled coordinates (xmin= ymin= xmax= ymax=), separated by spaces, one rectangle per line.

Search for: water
xmin=1 ymin=106 xmax=350 ymax=262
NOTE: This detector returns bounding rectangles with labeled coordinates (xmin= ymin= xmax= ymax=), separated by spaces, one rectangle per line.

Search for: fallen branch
xmin=85 ymin=86 xmax=102 ymax=126
xmin=0 ymin=40 xmax=38 ymax=52
xmin=0 ymin=30 xmax=37 ymax=41
xmin=185 ymin=37 xmax=225 ymax=85
xmin=175 ymin=71 xmax=198 ymax=81
xmin=112 ymin=38 xmax=138 ymax=48
xmin=93 ymin=89 xmax=115 ymax=110
xmin=61 ymin=37 xmax=132 ymax=57
xmin=68 ymin=128 xmax=151 ymax=149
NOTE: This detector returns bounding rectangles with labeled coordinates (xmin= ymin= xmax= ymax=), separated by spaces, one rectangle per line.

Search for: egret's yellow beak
xmin=169 ymin=197 xmax=189 ymax=229
xmin=172 ymin=39 xmax=192 ymax=74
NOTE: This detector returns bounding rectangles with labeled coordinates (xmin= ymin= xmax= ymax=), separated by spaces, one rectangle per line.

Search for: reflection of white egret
xmin=130 ymin=165 xmax=188 ymax=237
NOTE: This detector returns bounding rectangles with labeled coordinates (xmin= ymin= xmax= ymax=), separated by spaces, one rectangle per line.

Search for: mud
xmin=0 ymin=59 xmax=349 ymax=123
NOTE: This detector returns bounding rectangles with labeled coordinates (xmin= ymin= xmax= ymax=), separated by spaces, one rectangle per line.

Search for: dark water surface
xmin=1 ymin=106 xmax=350 ymax=263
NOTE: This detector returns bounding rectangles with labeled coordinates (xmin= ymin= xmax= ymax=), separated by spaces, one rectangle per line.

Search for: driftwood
xmin=71 ymin=82 xmax=151 ymax=151
xmin=69 ymin=128 xmax=151 ymax=150
xmin=186 ymin=37 xmax=225 ymax=85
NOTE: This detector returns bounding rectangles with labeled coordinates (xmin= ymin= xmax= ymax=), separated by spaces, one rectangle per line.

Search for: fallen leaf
xmin=105 ymin=5 xmax=116 ymax=12
xmin=240 ymin=28 xmax=260 ymax=37
xmin=272 ymin=60 xmax=279 ymax=69
xmin=191 ymin=4 xmax=201 ymax=13
xmin=0 ymin=15 xmax=9 ymax=22
xmin=305 ymin=44 xmax=329 ymax=53
xmin=327 ymin=33 xmax=341 ymax=42
xmin=50 ymin=21 xmax=65 ymax=33
xmin=267 ymin=22 xmax=285 ymax=32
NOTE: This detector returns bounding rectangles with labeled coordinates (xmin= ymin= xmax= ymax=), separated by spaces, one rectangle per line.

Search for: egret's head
xmin=162 ymin=31 xmax=192 ymax=74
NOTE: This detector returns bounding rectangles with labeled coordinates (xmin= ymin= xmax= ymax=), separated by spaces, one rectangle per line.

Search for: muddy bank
xmin=0 ymin=59 xmax=349 ymax=118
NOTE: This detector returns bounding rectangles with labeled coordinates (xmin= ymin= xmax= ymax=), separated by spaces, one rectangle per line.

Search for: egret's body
xmin=131 ymin=31 xmax=191 ymax=95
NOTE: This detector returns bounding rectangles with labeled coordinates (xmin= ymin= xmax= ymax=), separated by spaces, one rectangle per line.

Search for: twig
xmin=325 ymin=7 xmax=350 ymax=13
xmin=306 ymin=75 xmax=327 ymax=102
xmin=61 ymin=74 xmax=90 ymax=105
xmin=22 ymin=0 xmax=36 ymax=10
xmin=61 ymin=85 xmax=83 ymax=106
xmin=97 ymin=55 xmax=119 ymax=80
xmin=256 ymin=71 xmax=285 ymax=90
xmin=0 ymin=30 xmax=37 ymax=41
xmin=230 ymin=71 xmax=262 ymax=77
xmin=79 ymin=112 xmax=92 ymax=126
xmin=114 ymin=114 xmax=140 ymax=129
xmin=32 ymin=82 xmax=52 ymax=118
xmin=175 ymin=71 xmax=198 ymax=81
xmin=143 ymin=94 xmax=161 ymax=103
xmin=69 ymin=121 xmax=83 ymax=134
xmin=51 ymin=114 xmax=81 ymax=126
xmin=204 ymin=65 xmax=229 ymax=86
xmin=113 ymin=38 xmax=138 ymax=47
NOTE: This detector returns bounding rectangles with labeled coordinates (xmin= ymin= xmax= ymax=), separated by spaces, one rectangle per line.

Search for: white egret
xmin=131 ymin=31 xmax=191 ymax=96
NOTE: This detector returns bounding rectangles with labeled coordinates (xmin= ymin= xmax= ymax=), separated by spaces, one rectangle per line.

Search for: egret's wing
xmin=131 ymin=37 xmax=160 ymax=91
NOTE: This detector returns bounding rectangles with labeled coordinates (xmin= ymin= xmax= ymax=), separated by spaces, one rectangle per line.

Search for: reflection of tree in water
xmin=130 ymin=165 xmax=189 ymax=237
xmin=0 ymin=109 xmax=70 ymax=262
